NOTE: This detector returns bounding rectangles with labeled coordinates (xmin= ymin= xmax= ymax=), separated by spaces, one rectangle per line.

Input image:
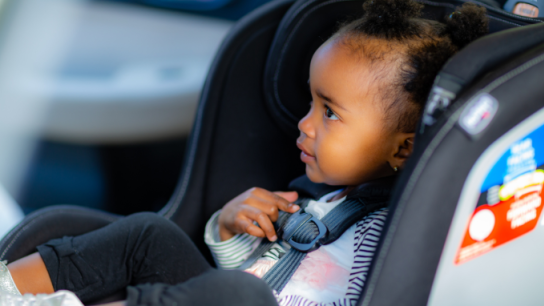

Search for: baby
xmin=1 ymin=0 xmax=488 ymax=305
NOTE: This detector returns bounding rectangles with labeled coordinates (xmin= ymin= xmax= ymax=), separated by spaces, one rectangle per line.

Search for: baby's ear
xmin=397 ymin=135 xmax=415 ymax=158
xmin=390 ymin=133 xmax=415 ymax=169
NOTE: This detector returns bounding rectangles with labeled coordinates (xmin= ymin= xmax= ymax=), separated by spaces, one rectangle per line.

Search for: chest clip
xmin=281 ymin=210 xmax=328 ymax=252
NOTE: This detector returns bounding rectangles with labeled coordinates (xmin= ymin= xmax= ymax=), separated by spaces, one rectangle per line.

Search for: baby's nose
xmin=298 ymin=113 xmax=315 ymax=138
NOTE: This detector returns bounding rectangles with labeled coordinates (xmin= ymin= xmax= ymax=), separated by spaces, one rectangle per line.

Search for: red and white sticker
xmin=455 ymin=170 xmax=544 ymax=264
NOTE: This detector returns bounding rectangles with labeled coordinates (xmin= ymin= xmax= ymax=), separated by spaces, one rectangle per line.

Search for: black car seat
xmin=2 ymin=0 xmax=544 ymax=305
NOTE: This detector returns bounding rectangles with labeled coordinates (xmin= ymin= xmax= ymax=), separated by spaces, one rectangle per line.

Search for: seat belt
xmin=239 ymin=195 xmax=389 ymax=292
xmin=238 ymin=198 xmax=312 ymax=271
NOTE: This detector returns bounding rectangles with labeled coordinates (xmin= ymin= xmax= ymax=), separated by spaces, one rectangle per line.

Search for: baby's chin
xmin=305 ymin=166 xmax=345 ymax=186
xmin=305 ymin=165 xmax=325 ymax=183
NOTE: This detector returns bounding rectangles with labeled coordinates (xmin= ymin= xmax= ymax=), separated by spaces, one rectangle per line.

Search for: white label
xmin=459 ymin=93 xmax=499 ymax=135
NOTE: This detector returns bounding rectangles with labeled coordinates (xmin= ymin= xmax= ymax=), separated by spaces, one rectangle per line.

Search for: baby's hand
xmin=218 ymin=188 xmax=299 ymax=242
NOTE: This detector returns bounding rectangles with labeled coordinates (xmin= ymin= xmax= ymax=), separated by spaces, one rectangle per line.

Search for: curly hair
xmin=333 ymin=0 xmax=489 ymax=132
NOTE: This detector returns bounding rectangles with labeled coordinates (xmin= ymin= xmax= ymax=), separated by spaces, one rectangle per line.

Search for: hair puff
xmin=361 ymin=0 xmax=424 ymax=39
xmin=446 ymin=3 xmax=489 ymax=49
xmin=333 ymin=0 xmax=489 ymax=132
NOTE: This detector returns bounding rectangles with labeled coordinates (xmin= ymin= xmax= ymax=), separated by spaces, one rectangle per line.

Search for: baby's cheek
xmin=316 ymin=145 xmax=348 ymax=178
xmin=342 ymin=142 xmax=389 ymax=181
xmin=319 ymin=146 xmax=366 ymax=184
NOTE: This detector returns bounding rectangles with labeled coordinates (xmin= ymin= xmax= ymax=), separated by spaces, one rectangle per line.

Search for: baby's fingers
xmin=244 ymin=223 xmax=266 ymax=238
xmin=272 ymin=191 xmax=300 ymax=213
xmin=242 ymin=206 xmax=278 ymax=241
xmin=235 ymin=216 xmax=265 ymax=238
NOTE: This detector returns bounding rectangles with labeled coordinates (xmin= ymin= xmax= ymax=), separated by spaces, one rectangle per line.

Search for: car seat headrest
xmin=263 ymin=0 xmax=542 ymax=137
xmin=263 ymin=0 xmax=364 ymax=137
xmin=422 ymin=22 xmax=544 ymax=129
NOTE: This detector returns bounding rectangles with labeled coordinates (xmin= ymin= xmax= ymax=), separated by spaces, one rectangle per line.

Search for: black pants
xmin=37 ymin=212 xmax=277 ymax=306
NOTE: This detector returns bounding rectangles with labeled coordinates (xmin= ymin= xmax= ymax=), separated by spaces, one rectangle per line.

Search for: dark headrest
xmin=263 ymin=0 xmax=364 ymax=137
xmin=422 ymin=22 xmax=544 ymax=131
xmin=263 ymin=0 xmax=540 ymax=137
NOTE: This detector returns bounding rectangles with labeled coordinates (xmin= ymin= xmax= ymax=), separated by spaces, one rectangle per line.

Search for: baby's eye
xmin=324 ymin=105 xmax=339 ymax=120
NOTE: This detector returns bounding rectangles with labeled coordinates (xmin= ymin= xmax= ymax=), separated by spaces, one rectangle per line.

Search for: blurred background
xmin=0 ymin=0 xmax=271 ymax=238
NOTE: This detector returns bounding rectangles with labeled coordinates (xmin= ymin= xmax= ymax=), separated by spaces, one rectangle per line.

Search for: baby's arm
xmin=204 ymin=211 xmax=262 ymax=269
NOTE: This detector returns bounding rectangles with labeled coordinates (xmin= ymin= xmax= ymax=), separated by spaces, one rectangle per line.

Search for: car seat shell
xmin=363 ymin=40 xmax=544 ymax=306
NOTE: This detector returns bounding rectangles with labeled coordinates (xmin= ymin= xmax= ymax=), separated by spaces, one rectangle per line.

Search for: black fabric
xmin=38 ymin=213 xmax=212 ymax=303
xmin=288 ymin=175 xmax=340 ymax=199
xmin=0 ymin=206 xmax=119 ymax=263
xmin=127 ymin=270 xmax=277 ymax=306
xmin=346 ymin=176 xmax=397 ymax=201
xmin=359 ymin=42 xmax=544 ymax=306
xmin=288 ymin=172 xmax=394 ymax=201
xmin=438 ymin=23 xmax=544 ymax=90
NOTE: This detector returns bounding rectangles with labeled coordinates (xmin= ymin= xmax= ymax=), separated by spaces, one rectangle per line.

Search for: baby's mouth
xmin=300 ymin=151 xmax=316 ymax=163
xmin=297 ymin=142 xmax=316 ymax=162
xmin=301 ymin=149 xmax=314 ymax=158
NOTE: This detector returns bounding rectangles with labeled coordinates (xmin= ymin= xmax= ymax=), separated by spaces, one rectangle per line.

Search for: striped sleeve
xmin=277 ymin=208 xmax=389 ymax=306
xmin=345 ymin=207 xmax=388 ymax=303
xmin=204 ymin=210 xmax=262 ymax=269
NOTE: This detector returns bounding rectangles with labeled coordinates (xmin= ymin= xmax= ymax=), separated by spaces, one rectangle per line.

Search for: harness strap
xmin=263 ymin=250 xmax=306 ymax=291
xmin=260 ymin=198 xmax=388 ymax=293
xmin=238 ymin=199 xmax=310 ymax=270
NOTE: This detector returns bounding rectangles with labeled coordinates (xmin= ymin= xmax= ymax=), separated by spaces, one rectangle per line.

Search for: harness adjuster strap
xmin=282 ymin=211 xmax=328 ymax=252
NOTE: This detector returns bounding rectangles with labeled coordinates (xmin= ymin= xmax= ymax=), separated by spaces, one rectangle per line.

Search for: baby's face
xmin=297 ymin=39 xmax=398 ymax=186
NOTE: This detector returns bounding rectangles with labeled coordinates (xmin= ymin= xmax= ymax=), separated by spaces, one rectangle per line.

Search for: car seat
xmin=2 ymin=0 xmax=544 ymax=305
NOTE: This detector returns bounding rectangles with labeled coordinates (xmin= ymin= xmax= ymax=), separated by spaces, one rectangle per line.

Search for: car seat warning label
xmin=455 ymin=125 xmax=544 ymax=264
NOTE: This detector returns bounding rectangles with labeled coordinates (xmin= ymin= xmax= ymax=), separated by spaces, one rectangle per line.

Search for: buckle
xmin=281 ymin=210 xmax=328 ymax=252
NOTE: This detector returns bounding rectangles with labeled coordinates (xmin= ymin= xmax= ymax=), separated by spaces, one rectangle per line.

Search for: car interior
xmin=1 ymin=0 xmax=544 ymax=304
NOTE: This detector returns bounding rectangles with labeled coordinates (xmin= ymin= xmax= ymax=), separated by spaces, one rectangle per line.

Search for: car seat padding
xmin=160 ymin=0 xmax=301 ymax=264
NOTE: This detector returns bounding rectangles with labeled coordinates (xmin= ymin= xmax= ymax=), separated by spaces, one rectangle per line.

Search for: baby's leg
xmin=8 ymin=212 xmax=211 ymax=303
xmin=8 ymin=253 xmax=54 ymax=294
xmin=127 ymin=270 xmax=278 ymax=306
